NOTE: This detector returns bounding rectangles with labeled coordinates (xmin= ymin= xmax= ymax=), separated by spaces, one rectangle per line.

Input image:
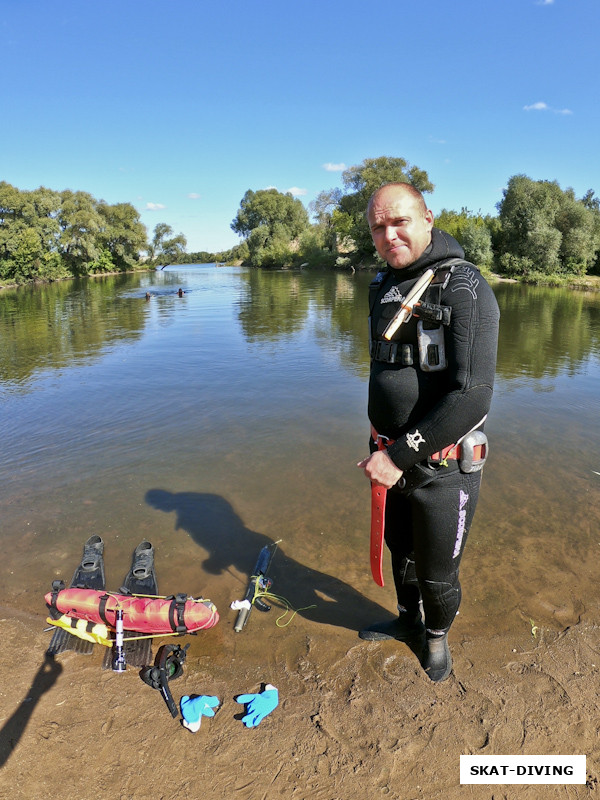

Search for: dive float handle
xmin=233 ymin=603 xmax=251 ymax=633
xmin=383 ymin=269 xmax=435 ymax=341
xmin=111 ymin=608 xmax=126 ymax=672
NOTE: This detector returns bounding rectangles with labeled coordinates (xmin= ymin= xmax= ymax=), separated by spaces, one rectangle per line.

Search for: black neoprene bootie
xmin=359 ymin=613 xmax=425 ymax=642
xmin=421 ymin=632 xmax=452 ymax=682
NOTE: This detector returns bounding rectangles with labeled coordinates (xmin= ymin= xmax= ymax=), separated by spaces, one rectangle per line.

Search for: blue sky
xmin=2 ymin=0 xmax=598 ymax=252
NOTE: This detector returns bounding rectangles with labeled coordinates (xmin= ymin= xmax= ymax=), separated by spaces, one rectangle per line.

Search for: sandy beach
xmin=1 ymin=600 xmax=597 ymax=800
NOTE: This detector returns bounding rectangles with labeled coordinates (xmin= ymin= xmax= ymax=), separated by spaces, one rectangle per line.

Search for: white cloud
xmin=536 ymin=0 xmax=554 ymax=5
xmin=322 ymin=162 xmax=346 ymax=172
xmin=145 ymin=202 xmax=167 ymax=210
xmin=523 ymin=101 xmax=572 ymax=114
xmin=187 ymin=193 xmax=201 ymax=199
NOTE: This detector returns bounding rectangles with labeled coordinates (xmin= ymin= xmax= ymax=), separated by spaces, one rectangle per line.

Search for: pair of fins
xmin=46 ymin=535 xmax=158 ymax=668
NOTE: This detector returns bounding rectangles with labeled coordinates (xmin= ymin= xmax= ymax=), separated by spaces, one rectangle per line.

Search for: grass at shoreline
xmin=488 ymin=272 xmax=600 ymax=291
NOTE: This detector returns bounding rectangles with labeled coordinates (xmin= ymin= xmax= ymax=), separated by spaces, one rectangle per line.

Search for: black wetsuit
xmin=368 ymin=228 xmax=500 ymax=633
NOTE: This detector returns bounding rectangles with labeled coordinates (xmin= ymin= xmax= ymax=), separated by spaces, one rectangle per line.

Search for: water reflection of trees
xmin=237 ymin=270 xmax=309 ymax=340
xmin=237 ymin=269 xmax=371 ymax=377
xmin=494 ymin=283 xmax=600 ymax=380
xmin=237 ymin=269 xmax=599 ymax=385
xmin=4 ymin=269 xmax=598 ymax=392
xmin=313 ymin=272 xmax=370 ymax=379
xmin=0 ymin=274 xmax=146 ymax=387
xmin=237 ymin=271 xmax=600 ymax=382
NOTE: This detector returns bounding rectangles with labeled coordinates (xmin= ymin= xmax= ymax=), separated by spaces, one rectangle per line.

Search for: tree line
xmin=222 ymin=157 xmax=600 ymax=282
xmin=0 ymin=181 xmax=187 ymax=285
xmin=3 ymin=156 xmax=600 ymax=286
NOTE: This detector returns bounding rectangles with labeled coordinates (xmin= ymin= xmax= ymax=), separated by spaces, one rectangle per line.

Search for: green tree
xmin=435 ymin=208 xmax=494 ymax=267
xmin=581 ymin=190 xmax=600 ymax=273
xmin=57 ymin=190 xmax=102 ymax=274
xmin=148 ymin=222 xmax=186 ymax=263
xmin=22 ymin=186 xmax=61 ymax=253
xmin=308 ymin=189 xmax=342 ymax=255
xmin=555 ymin=189 xmax=597 ymax=273
xmin=0 ymin=227 xmax=44 ymax=282
xmin=461 ymin=220 xmax=493 ymax=268
xmin=148 ymin=222 xmax=172 ymax=260
xmin=149 ymin=223 xmax=187 ymax=264
xmin=215 ymin=240 xmax=250 ymax=264
xmin=231 ymin=188 xmax=309 ymax=267
xmin=0 ymin=182 xmax=151 ymax=284
xmin=332 ymin=156 xmax=434 ymax=258
xmin=0 ymin=183 xmax=62 ymax=279
xmin=497 ymin=175 xmax=598 ymax=277
xmin=97 ymin=201 xmax=147 ymax=270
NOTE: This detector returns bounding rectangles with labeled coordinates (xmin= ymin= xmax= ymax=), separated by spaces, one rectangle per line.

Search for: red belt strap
xmin=428 ymin=442 xmax=485 ymax=463
xmin=369 ymin=435 xmax=390 ymax=587
xmin=370 ymin=482 xmax=386 ymax=587
xmin=370 ymin=428 xmax=483 ymax=465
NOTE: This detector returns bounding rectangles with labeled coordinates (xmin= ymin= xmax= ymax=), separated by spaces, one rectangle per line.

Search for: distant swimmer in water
xmin=178 ymin=288 xmax=184 ymax=297
xmin=145 ymin=292 xmax=151 ymax=301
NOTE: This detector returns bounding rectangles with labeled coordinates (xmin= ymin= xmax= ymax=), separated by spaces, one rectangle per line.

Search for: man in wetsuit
xmin=357 ymin=183 xmax=500 ymax=682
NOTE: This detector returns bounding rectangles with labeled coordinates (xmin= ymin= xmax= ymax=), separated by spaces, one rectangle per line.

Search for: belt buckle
xmin=375 ymin=341 xmax=397 ymax=363
xmin=458 ymin=431 xmax=488 ymax=473
xmin=428 ymin=444 xmax=454 ymax=467
xmin=427 ymin=451 xmax=447 ymax=467
xmin=375 ymin=434 xmax=390 ymax=451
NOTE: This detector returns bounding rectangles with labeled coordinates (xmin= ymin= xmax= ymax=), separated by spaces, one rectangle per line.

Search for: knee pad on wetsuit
xmin=420 ymin=575 xmax=462 ymax=632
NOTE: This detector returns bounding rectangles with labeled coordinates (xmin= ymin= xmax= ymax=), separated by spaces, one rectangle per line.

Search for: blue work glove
xmin=236 ymin=684 xmax=279 ymax=728
xmin=180 ymin=694 xmax=220 ymax=733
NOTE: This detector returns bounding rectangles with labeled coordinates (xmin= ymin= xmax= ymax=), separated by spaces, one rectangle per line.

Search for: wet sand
xmin=1 ymin=602 xmax=598 ymax=800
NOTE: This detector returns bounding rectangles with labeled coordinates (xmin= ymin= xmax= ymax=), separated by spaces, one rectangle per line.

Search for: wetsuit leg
xmin=411 ymin=467 xmax=481 ymax=632
xmin=384 ymin=466 xmax=481 ymax=633
xmin=383 ymin=492 xmax=421 ymax=618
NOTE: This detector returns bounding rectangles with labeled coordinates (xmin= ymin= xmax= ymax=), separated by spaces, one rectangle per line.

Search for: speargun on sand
xmin=233 ymin=542 xmax=279 ymax=632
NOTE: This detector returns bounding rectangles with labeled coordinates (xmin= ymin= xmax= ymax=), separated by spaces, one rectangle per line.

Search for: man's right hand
xmin=357 ymin=450 xmax=404 ymax=489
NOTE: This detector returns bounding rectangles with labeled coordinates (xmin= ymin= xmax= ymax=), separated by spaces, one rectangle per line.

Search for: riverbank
xmin=0 ymin=265 xmax=153 ymax=292
xmin=2 ymin=265 xmax=600 ymax=293
xmin=1 ymin=607 xmax=597 ymax=799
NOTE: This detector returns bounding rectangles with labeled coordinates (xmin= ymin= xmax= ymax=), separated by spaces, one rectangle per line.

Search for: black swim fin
xmin=102 ymin=541 xmax=158 ymax=670
xmin=46 ymin=535 xmax=106 ymax=656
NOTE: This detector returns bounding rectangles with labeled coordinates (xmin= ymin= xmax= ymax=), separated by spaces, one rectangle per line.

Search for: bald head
xmin=367 ymin=182 xmax=428 ymax=218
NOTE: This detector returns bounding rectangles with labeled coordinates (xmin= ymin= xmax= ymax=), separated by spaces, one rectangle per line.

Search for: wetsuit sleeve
xmin=385 ymin=268 xmax=500 ymax=471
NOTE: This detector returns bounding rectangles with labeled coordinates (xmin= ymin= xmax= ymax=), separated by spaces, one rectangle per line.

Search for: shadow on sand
xmin=0 ymin=655 xmax=62 ymax=767
xmin=145 ymin=488 xmax=395 ymax=635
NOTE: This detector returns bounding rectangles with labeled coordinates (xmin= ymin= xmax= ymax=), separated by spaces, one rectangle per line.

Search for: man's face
xmin=367 ymin=186 xmax=434 ymax=269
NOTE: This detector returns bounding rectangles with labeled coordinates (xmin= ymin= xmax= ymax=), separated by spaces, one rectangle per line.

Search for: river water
xmin=1 ymin=266 xmax=599 ymax=658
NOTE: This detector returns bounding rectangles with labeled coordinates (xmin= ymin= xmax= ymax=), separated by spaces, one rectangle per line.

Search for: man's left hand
xmin=357 ymin=451 xmax=404 ymax=489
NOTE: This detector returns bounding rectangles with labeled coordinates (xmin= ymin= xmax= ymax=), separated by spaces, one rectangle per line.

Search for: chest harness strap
xmin=369 ymin=259 xmax=472 ymax=366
